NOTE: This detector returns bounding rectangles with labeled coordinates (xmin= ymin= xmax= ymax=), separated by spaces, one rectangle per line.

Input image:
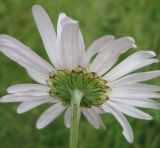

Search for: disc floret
xmin=48 ymin=66 xmax=110 ymax=107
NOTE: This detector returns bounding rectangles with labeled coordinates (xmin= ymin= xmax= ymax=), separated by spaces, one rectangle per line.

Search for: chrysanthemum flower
xmin=0 ymin=5 xmax=160 ymax=144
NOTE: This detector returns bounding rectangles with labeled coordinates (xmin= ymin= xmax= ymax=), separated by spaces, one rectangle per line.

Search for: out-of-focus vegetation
xmin=0 ymin=0 xmax=160 ymax=148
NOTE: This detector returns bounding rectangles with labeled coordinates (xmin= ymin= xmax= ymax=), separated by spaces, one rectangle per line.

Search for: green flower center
xmin=47 ymin=66 xmax=110 ymax=107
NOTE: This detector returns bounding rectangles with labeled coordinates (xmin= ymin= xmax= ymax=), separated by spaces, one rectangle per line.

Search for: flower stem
xmin=70 ymin=89 xmax=83 ymax=148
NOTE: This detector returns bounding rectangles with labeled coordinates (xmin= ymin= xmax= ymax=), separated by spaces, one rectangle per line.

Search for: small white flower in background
xmin=0 ymin=4 xmax=160 ymax=143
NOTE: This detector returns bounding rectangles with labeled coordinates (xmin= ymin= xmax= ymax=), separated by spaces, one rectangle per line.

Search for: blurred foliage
xmin=0 ymin=0 xmax=160 ymax=148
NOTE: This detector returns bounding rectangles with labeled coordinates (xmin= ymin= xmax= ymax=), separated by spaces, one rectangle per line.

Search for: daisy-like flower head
xmin=0 ymin=5 xmax=160 ymax=143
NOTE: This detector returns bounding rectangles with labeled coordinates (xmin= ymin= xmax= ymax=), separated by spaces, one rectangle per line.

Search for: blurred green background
xmin=0 ymin=0 xmax=160 ymax=148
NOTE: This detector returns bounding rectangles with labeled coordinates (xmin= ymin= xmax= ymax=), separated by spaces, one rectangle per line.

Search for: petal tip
xmin=0 ymin=99 xmax=3 ymax=103
xmin=127 ymin=37 xmax=135 ymax=43
xmin=102 ymin=125 xmax=106 ymax=130
xmin=6 ymin=88 xmax=12 ymax=93
xmin=131 ymin=44 xmax=137 ymax=48
xmin=16 ymin=109 xmax=23 ymax=114
xmin=0 ymin=97 xmax=6 ymax=103
xmin=32 ymin=4 xmax=45 ymax=15
xmin=148 ymin=116 xmax=153 ymax=120
xmin=107 ymin=35 xmax=115 ymax=40
xmin=148 ymin=51 xmax=156 ymax=56
xmin=36 ymin=122 xmax=43 ymax=130
xmin=59 ymin=12 xmax=67 ymax=18
xmin=32 ymin=4 xmax=42 ymax=10
xmin=123 ymin=131 xmax=134 ymax=143
xmin=66 ymin=125 xmax=70 ymax=128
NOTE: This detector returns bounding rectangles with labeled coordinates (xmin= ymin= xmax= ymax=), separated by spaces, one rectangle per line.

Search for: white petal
xmin=7 ymin=84 xmax=49 ymax=96
xmin=36 ymin=103 xmax=65 ymax=129
xmin=57 ymin=13 xmax=83 ymax=69
xmin=107 ymin=101 xmax=153 ymax=120
xmin=14 ymin=91 xmax=48 ymax=96
xmin=133 ymin=59 xmax=159 ymax=70
xmin=57 ymin=13 xmax=67 ymax=37
xmin=0 ymin=34 xmax=54 ymax=72
xmin=101 ymin=104 xmax=134 ymax=143
xmin=64 ymin=107 xmax=71 ymax=128
xmin=83 ymin=35 xmax=115 ymax=65
xmin=7 ymin=84 xmax=49 ymax=93
xmin=82 ymin=108 xmax=105 ymax=129
xmin=60 ymin=23 xmax=85 ymax=70
xmin=104 ymin=51 xmax=156 ymax=82
xmin=91 ymin=37 xmax=136 ymax=75
xmin=112 ymin=83 xmax=160 ymax=92
xmin=57 ymin=13 xmax=77 ymax=39
xmin=110 ymin=98 xmax=160 ymax=109
xmin=0 ymin=95 xmax=52 ymax=102
xmin=91 ymin=107 xmax=106 ymax=129
xmin=0 ymin=45 xmax=49 ymax=84
xmin=110 ymin=71 xmax=160 ymax=87
xmin=17 ymin=99 xmax=54 ymax=114
xmin=92 ymin=106 xmax=105 ymax=114
xmin=110 ymin=89 xmax=160 ymax=99
xmin=27 ymin=70 xmax=48 ymax=84
xmin=32 ymin=5 xmax=60 ymax=68
xmin=0 ymin=45 xmax=49 ymax=74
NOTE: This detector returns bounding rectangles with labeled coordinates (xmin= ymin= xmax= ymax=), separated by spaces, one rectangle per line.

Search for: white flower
xmin=0 ymin=5 xmax=160 ymax=143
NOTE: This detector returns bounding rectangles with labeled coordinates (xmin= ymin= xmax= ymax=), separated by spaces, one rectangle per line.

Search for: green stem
xmin=69 ymin=90 xmax=83 ymax=148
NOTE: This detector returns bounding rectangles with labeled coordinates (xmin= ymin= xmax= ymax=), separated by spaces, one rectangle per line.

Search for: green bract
xmin=48 ymin=66 xmax=110 ymax=107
